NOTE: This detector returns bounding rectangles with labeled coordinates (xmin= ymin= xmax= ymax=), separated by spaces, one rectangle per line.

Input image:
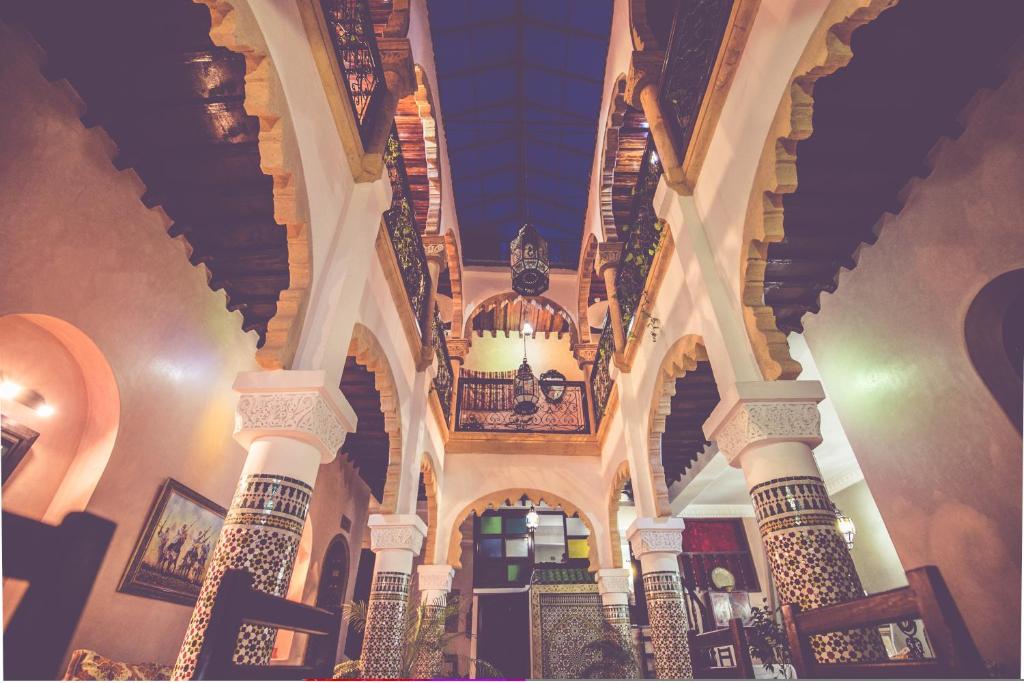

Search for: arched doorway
xmin=315 ymin=534 xmax=351 ymax=611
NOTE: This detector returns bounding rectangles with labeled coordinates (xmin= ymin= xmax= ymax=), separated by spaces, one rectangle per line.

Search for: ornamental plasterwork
xmin=628 ymin=527 xmax=683 ymax=557
xmin=416 ymin=565 xmax=455 ymax=592
xmin=596 ymin=569 xmax=632 ymax=596
xmin=714 ymin=400 xmax=822 ymax=463
xmin=370 ymin=524 xmax=426 ymax=554
xmin=235 ymin=391 xmax=346 ymax=456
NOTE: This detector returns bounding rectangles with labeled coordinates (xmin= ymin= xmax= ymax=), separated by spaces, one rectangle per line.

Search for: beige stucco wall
xmin=802 ymin=55 xmax=1024 ymax=671
xmin=0 ymin=24 xmax=369 ymax=669
xmin=831 ymin=480 xmax=905 ymax=595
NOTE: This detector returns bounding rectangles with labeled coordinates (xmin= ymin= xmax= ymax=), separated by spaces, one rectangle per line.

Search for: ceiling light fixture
xmin=510 ymin=223 xmax=550 ymax=297
xmin=0 ymin=379 xmax=23 ymax=400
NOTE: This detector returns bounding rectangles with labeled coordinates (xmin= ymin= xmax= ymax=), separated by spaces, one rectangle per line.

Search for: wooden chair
xmin=2 ymin=510 xmax=116 ymax=680
xmin=781 ymin=565 xmax=984 ymax=679
xmin=192 ymin=568 xmax=342 ymax=680
xmin=686 ymin=618 xmax=755 ymax=679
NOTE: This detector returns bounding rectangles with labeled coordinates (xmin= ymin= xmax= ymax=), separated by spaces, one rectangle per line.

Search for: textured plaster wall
xmin=830 ymin=480 xmax=904 ymax=595
xmin=802 ymin=57 xmax=1024 ymax=671
xmin=463 ymin=334 xmax=584 ymax=380
xmin=0 ymin=26 xmax=370 ymax=668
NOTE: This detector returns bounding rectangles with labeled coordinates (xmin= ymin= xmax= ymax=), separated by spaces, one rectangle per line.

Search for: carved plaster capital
xmin=705 ymin=381 xmax=826 ymax=465
xmin=379 ymin=37 xmax=415 ymax=100
xmin=421 ymin=234 xmax=448 ymax=263
xmin=596 ymin=241 xmax=624 ymax=274
xmin=596 ymin=568 xmax=632 ymax=596
xmin=417 ymin=564 xmax=455 ymax=593
xmin=625 ymin=50 xmax=664 ymax=108
xmin=627 ymin=517 xmax=685 ymax=558
xmin=446 ymin=338 xmax=470 ymax=362
xmin=575 ymin=343 xmax=599 ymax=368
xmin=368 ymin=513 xmax=427 ymax=555
xmin=232 ymin=370 xmax=355 ymax=462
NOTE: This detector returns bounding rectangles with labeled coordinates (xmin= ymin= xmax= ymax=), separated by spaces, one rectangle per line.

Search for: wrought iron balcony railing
xmin=431 ymin=306 xmax=454 ymax=425
xmin=455 ymin=374 xmax=591 ymax=434
xmin=590 ymin=318 xmax=616 ymax=428
xmin=383 ymin=128 xmax=430 ymax=332
xmin=320 ymin=0 xmax=386 ymax=139
xmin=615 ymin=138 xmax=666 ymax=336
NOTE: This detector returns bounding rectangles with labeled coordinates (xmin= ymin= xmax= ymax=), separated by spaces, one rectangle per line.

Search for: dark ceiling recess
xmin=661 ymin=361 xmax=719 ymax=486
xmin=4 ymin=0 xmax=289 ymax=346
xmin=767 ymin=0 xmax=1024 ymax=333
xmin=340 ymin=357 xmax=390 ymax=501
xmin=429 ymin=0 xmax=612 ymax=269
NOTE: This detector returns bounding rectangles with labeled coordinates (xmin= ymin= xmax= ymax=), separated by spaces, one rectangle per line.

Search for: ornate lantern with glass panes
xmin=513 ymin=357 xmax=540 ymax=415
xmin=510 ymin=223 xmax=550 ymax=296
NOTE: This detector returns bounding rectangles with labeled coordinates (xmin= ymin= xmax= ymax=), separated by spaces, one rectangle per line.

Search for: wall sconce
xmin=0 ymin=375 xmax=56 ymax=418
xmin=833 ymin=503 xmax=856 ymax=550
xmin=525 ymin=506 xmax=540 ymax=532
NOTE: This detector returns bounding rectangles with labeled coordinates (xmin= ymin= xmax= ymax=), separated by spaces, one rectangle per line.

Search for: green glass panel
xmin=480 ymin=515 xmax=502 ymax=535
xmin=505 ymin=515 xmax=529 ymax=535
xmin=507 ymin=564 xmax=521 ymax=582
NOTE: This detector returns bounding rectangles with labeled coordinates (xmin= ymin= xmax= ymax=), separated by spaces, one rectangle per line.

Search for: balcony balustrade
xmin=455 ymin=372 xmax=590 ymax=435
xmin=431 ymin=306 xmax=454 ymax=425
xmin=320 ymin=0 xmax=386 ymax=141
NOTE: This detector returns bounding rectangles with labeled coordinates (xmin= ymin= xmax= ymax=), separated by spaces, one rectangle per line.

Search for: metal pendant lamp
xmin=510 ymin=223 xmax=550 ymax=297
xmin=512 ymin=311 xmax=540 ymax=415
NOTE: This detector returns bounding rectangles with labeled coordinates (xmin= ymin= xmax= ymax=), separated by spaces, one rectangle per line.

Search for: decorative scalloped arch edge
xmin=739 ymin=0 xmax=897 ymax=380
xmin=599 ymin=75 xmax=629 ymax=243
xmin=411 ymin=65 xmax=443 ymax=235
xmin=576 ymin=234 xmax=599 ymax=345
xmin=446 ymin=488 xmax=600 ymax=572
xmin=347 ymin=323 xmax=404 ymax=514
xmin=463 ymin=292 xmax=581 ymax=350
xmin=195 ymin=0 xmax=314 ymax=371
xmin=605 ymin=460 xmax=631 ymax=568
xmin=420 ymin=453 xmax=439 ymax=563
xmin=647 ymin=334 xmax=709 ymax=517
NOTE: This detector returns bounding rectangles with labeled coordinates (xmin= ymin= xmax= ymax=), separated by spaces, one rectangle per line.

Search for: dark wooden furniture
xmin=2 ymin=510 xmax=116 ymax=680
xmin=687 ymin=618 xmax=755 ymax=679
xmin=781 ymin=565 xmax=984 ymax=678
xmin=192 ymin=568 xmax=341 ymax=680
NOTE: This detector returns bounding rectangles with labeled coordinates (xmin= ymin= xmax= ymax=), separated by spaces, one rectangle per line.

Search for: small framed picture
xmin=117 ymin=479 xmax=226 ymax=606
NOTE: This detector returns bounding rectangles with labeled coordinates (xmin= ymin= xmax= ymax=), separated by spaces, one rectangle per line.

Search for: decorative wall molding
xmin=679 ymin=503 xmax=756 ymax=518
xmin=646 ymin=335 xmax=709 ymax=517
xmin=368 ymin=514 xmax=427 ymax=554
xmin=739 ymin=0 xmax=896 ymax=380
xmin=194 ymin=0 xmax=313 ymax=370
xmin=235 ymin=391 xmax=348 ymax=458
xmin=605 ymin=460 xmax=631 ymax=568
xmin=576 ymin=234 xmax=598 ymax=345
xmin=347 ymin=323 xmax=404 ymax=513
xmin=596 ymin=568 xmax=632 ymax=596
xmin=712 ymin=400 xmax=822 ymax=464
xmin=627 ymin=518 xmax=685 ymax=557
xmin=420 ymin=455 xmax=439 ymax=562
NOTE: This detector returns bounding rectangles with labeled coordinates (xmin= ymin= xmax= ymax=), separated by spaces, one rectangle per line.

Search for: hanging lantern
xmin=510 ymin=223 xmax=550 ymax=296
xmin=513 ymin=357 xmax=540 ymax=415
xmin=539 ymin=369 xmax=566 ymax=404
xmin=833 ymin=503 xmax=856 ymax=550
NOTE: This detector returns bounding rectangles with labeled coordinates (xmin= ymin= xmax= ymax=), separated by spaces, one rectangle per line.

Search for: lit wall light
xmin=833 ymin=503 xmax=856 ymax=550
xmin=522 ymin=322 xmax=534 ymax=336
xmin=35 ymin=403 xmax=56 ymax=418
xmin=0 ymin=379 xmax=23 ymax=400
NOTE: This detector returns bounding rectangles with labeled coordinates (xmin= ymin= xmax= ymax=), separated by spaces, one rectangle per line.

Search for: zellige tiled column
xmin=627 ymin=517 xmax=692 ymax=679
xmin=360 ymin=514 xmax=427 ymax=679
xmin=596 ymin=567 xmax=639 ymax=678
xmin=409 ymin=564 xmax=455 ymax=680
xmin=173 ymin=370 xmax=354 ymax=679
xmin=706 ymin=380 xmax=886 ymax=664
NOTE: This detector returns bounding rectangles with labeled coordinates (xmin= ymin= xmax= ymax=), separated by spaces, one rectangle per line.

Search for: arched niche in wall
xmin=0 ymin=314 xmax=119 ymax=524
xmin=965 ymin=268 xmax=1024 ymax=434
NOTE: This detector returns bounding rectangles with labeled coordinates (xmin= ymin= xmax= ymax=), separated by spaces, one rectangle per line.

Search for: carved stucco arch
xmin=605 ymin=460 xmax=631 ymax=568
xmin=411 ymin=65 xmax=442 ymax=235
xmin=347 ymin=323 xmax=403 ymax=513
xmin=599 ymin=75 xmax=629 ymax=243
xmin=196 ymin=0 xmax=314 ymax=371
xmin=463 ymin=292 xmax=581 ymax=349
xmin=446 ymin=488 xmax=600 ymax=571
xmin=739 ymin=0 xmax=896 ymax=380
xmin=419 ymin=451 xmax=440 ymax=564
xmin=646 ymin=334 xmax=709 ymax=517
xmin=576 ymin=234 xmax=599 ymax=345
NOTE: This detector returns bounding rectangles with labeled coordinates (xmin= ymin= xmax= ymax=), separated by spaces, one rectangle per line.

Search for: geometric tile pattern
xmin=529 ymin=584 xmax=604 ymax=679
xmin=172 ymin=474 xmax=312 ymax=679
xmin=752 ymin=476 xmax=887 ymax=664
xmin=603 ymin=604 xmax=639 ymax=678
xmin=641 ymin=571 xmax=693 ymax=679
xmin=409 ymin=601 xmax=446 ymax=680
xmin=360 ymin=571 xmax=411 ymax=679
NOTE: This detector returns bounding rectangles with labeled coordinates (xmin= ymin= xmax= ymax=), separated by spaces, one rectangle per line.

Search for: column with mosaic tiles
xmin=409 ymin=564 xmax=455 ymax=680
xmin=596 ymin=567 xmax=639 ymax=678
xmin=172 ymin=370 xmax=355 ymax=680
xmin=626 ymin=518 xmax=692 ymax=679
xmin=705 ymin=380 xmax=887 ymax=664
xmin=359 ymin=514 xmax=428 ymax=679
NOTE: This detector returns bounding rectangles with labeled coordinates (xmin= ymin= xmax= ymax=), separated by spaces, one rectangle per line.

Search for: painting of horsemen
xmin=118 ymin=478 xmax=226 ymax=605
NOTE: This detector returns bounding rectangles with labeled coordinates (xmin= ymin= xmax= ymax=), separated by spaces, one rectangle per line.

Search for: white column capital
xmin=596 ymin=567 xmax=632 ymax=596
xmin=368 ymin=513 xmax=427 ymax=555
xmin=627 ymin=517 xmax=685 ymax=558
xmin=417 ymin=564 xmax=455 ymax=593
xmin=233 ymin=370 xmax=357 ymax=463
xmin=704 ymin=380 xmax=825 ymax=465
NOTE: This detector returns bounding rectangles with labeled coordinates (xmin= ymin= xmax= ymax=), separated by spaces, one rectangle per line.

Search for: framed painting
xmin=117 ymin=478 xmax=226 ymax=606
